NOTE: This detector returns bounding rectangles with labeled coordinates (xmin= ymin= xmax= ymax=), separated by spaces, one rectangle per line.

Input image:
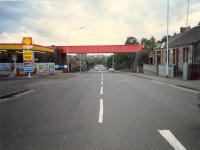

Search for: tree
xmin=141 ymin=38 xmax=148 ymax=47
xmin=106 ymin=36 xmax=157 ymax=71
xmin=114 ymin=53 xmax=133 ymax=70
xmin=106 ymin=56 xmax=113 ymax=68
xmin=158 ymin=35 xmax=172 ymax=43
xmin=125 ymin=36 xmax=138 ymax=45
xmin=146 ymin=37 xmax=156 ymax=49
xmin=111 ymin=36 xmax=157 ymax=70
xmin=134 ymin=37 xmax=157 ymax=65
xmin=86 ymin=59 xmax=94 ymax=70
xmin=106 ymin=36 xmax=138 ymax=70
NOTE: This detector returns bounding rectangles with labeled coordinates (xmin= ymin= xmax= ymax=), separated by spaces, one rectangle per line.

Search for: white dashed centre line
xmin=101 ymin=73 xmax=103 ymax=81
xmin=100 ymin=86 xmax=103 ymax=95
xmin=98 ymin=72 xmax=104 ymax=123
xmin=158 ymin=130 xmax=187 ymax=150
xmin=98 ymin=98 xmax=103 ymax=123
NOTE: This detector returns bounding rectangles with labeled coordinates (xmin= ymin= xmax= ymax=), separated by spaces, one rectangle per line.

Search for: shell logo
xmin=22 ymin=37 xmax=32 ymax=45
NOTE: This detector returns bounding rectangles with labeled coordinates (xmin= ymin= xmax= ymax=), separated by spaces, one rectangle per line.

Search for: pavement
xmin=0 ymin=72 xmax=200 ymax=150
xmin=0 ymin=71 xmax=75 ymax=99
xmin=120 ymin=72 xmax=200 ymax=91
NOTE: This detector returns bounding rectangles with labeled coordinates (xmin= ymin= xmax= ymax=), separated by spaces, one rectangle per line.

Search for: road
xmin=0 ymin=72 xmax=200 ymax=150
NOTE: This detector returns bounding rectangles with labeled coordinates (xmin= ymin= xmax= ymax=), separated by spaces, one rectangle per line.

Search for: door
xmin=176 ymin=48 xmax=179 ymax=66
xmin=157 ymin=51 xmax=161 ymax=65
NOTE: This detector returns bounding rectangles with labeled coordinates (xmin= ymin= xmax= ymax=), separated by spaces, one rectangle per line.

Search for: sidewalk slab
xmin=120 ymin=72 xmax=200 ymax=91
xmin=0 ymin=72 xmax=75 ymax=98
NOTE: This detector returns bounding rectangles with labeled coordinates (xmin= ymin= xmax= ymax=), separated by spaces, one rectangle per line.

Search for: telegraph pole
xmin=112 ymin=54 xmax=115 ymax=69
xmin=186 ymin=0 xmax=189 ymax=27
xmin=166 ymin=0 xmax=169 ymax=77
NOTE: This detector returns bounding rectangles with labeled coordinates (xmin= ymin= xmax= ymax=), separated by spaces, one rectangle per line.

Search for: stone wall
xmin=158 ymin=65 xmax=174 ymax=78
xmin=143 ymin=64 xmax=158 ymax=76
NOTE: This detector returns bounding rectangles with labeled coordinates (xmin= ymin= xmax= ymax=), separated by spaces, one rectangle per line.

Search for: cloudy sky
xmin=0 ymin=0 xmax=199 ymax=46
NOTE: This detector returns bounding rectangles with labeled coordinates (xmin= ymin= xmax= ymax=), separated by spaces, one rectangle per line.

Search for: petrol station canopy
xmin=0 ymin=43 xmax=55 ymax=53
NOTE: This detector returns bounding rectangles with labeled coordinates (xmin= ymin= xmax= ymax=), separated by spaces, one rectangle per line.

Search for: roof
xmin=154 ymin=26 xmax=200 ymax=50
xmin=59 ymin=44 xmax=144 ymax=53
xmin=169 ymin=25 xmax=200 ymax=47
xmin=154 ymin=42 xmax=166 ymax=50
xmin=0 ymin=43 xmax=55 ymax=53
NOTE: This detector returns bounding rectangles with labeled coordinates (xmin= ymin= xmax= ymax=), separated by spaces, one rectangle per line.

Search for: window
xmin=183 ymin=47 xmax=189 ymax=63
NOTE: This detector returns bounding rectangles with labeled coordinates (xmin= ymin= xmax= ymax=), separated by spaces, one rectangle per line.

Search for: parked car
xmin=108 ymin=68 xmax=115 ymax=73
xmin=94 ymin=67 xmax=98 ymax=71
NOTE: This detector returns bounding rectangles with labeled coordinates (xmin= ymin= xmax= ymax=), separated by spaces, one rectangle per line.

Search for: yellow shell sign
xmin=23 ymin=37 xmax=32 ymax=45
xmin=23 ymin=50 xmax=33 ymax=61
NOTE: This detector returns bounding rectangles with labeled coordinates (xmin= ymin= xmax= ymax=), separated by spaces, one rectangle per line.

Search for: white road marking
xmin=158 ymin=130 xmax=187 ymax=150
xmin=119 ymin=79 xmax=127 ymax=82
xmin=150 ymin=80 xmax=199 ymax=93
xmin=100 ymin=86 xmax=103 ymax=95
xmin=151 ymin=80 xmax=165 ymax=85
xmin=168 ymin=84 xmax=199 ymax=93
xmin=101 ymin=81 xmax=103 ymax=86
xmin=101 ymin=73 xmax=103 ymax=81
xmin=98 ymin=98 xmax=103 ymax=123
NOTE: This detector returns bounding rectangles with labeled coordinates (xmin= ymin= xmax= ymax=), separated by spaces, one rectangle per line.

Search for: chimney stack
xmin=180 ymin=26 xmax=190 ymax=33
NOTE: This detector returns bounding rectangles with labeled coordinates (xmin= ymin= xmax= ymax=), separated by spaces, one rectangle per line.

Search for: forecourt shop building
xmin=0 ymin=42 xmax=55 ymax=76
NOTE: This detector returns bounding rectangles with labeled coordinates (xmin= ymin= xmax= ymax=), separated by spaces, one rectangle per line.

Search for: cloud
xmin=0 ymin=0 xmax=199 ymax=46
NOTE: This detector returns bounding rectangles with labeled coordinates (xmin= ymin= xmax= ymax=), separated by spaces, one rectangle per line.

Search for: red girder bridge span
xmin=56 ymin=44 xmax=144 ymax=71
xmin=60 ymin=44 xmax=144 ymax=54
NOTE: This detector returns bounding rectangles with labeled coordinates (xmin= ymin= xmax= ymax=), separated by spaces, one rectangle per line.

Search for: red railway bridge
xmin=55 ymin=44 xmax=144 ymax=70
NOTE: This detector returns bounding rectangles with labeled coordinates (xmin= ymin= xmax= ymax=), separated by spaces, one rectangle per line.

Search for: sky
xmin=0 ymin=0 xmax=199 ymax=46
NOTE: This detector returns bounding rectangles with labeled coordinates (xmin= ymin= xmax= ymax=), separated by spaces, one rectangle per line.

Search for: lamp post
xmin=186 ymin=0 xmax=189 ymax=28
xmin=166 ymin=0 xmax=169 ymax=77
xmin=80 ymin=54 xmax=82 ymax=72
xmin=112 ymin=54 xmax=114 ymax=69
xmin=66 ymin=27 xmax=85 ymax=72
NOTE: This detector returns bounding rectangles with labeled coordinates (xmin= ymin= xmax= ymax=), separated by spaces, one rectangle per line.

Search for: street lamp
xmin=166 ymin=0 xmax=169 ymax=77
xmin=112 ymin=54 xmax=115 ymax=69
xmin=66 ymin=26 xmax=85 ymax=72
xmin=186 ymin=0 xmax=189 ymax=28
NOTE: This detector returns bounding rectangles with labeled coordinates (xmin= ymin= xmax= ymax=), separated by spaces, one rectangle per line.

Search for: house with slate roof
xmin=149 ymin=25 xmax=200 ymax=79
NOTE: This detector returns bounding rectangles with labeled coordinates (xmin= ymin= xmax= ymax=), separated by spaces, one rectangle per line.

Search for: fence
xmin=188 ymin=64 xmax=200 ymax=80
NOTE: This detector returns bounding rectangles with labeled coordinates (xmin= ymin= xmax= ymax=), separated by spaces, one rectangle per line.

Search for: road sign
xmin=23 ymin=50 xmax=34 ymax=73
xmin=23 ymin=61 xmax=33 ymax=73
xmin=23 ymin=50 xmax=33 ymax=60
xmin=22 ymin=37 xmax=34 ymax=77
xmin=64 ymin=65 xmax=68 ymax=68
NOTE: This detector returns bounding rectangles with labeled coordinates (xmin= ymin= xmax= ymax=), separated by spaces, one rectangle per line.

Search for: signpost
xmin=22 ymin=37 xmax=33 ymax=78
xmin=23 ymin=50 xmax=33 ymax=77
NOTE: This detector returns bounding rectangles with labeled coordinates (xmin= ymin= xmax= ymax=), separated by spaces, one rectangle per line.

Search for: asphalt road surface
xmin=0 ymin=72 xmax=200 ymax=150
